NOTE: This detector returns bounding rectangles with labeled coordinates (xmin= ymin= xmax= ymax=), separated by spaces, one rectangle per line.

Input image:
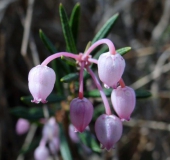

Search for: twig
xmin=21 ymin=0 xmax=34 ymax=56
xmin=152 ymin=0 xmax=170 ymax=41
xmin=29 ymin=35 xmax=40 ymax=65
xmin=123 ymin=118 xmax=170 ymax=131
xmin=0 ymin=0 xmax=16 ymax=23
xmin=130 ymin=48 xmax=170 ymax=89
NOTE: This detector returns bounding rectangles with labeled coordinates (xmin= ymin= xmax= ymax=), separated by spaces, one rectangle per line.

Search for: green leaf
xmin=60 ymin=73 xmax=79 ymax=83
xmin=20 ymin=94 xmax=66 ymax=105
xmin=93 ymin=46 xmax=108 ymax=59
xmin=84 ymin=88 xmax=151 ymax=99
xmin=39 ymin=29 xmax=57 ymax=54
xmin=116 ymin=47 xmax=131 ymax=56
xmin=61 ymin=56 xmax=77 ymax=67
xmin=59 ymin=123 xmax=73 ymax=160
xmin=69 ymin=3 xmax=81 ymax=44
xmin=84 ymin=89 xmax=112 ymax=97
xmin=135 ymin=89 xmax=152 ymax=98
xmin=93 ymin=104 xmax=105 ymax=120
xmin=92 ymin=13 xmax=119 ymax=44
xmin=78 ymin=131 xmax=101 ymax=153
xmin=10 ymin=106 xmax=54 ymax=121
xmin=59 ymin=3 xmax=77 ymax=53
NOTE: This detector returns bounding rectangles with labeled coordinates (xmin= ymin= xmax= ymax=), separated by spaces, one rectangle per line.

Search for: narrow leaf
xmin=39 ymin=29 xmax=57 ymax=53
xmin=84 ymin=89 xmax=112 ymax=97
xmin=93 ymin=104 xmax=105 ymax=120
xmin=93 ymin=46 xmax=108 ymax=59
xmin=59 ymin=3 xmax=77 ymax=53
xmin=20 ymin=94 xmax=66 ymax=105
xmin=59 ymin=123 xmax=73 ymax=160
xmin=93 ymin=46 xmax=131 ymax=60
xmin=92 ymin=13 xmax=119 ymax=43
xmin=61 ymin=56 xmax=77 ymax=67
xmin=69 ymin=3 xmax=81 ymax=44
xmin=78 ymin=131 xmax=101 ymax=153
xmin=116 ymin=47 xmax=131 ymax=56
xmin=60 ymin=73 xmax=79 ymax=83
xmin=84 ymin=41 xmax=92 ymax=52
xmin=10 ymin=106 xmax=54 ymax=121
xmin=135 ymin=89 xmax=152 ymax=98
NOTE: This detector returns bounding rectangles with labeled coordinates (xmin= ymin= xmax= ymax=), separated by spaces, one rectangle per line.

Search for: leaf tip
xmin=60 ymin=78 xmax=64 ymax=82
xmin=59 ymin=3 xmax=63 ymax=8
xmin=115 ymin=12 xmax=119 ymax=17
xmin=20 ymin=97 xmax=24 ymax=101
xmin=39 ymin=29 xmax=42 ymax=33
xmin=76 ymin=2 xmax=80 ymax=6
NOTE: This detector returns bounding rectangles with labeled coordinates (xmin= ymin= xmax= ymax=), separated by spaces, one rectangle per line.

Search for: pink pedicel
xmin=95 ymin=114 xmax=123 ymax=150
xmin=70 ymin=97 xmax=93 ymax=132
xmin=111 ymin=86 xmax=136 ymax=121
xmin=16 ymin=118 xmax=30 ymax=135
xmin=98 ymin=52 xmax=125 ymax=88
xmin=28 ymin=65 xmax=56 ymax=103
xmin=42 ymin=117 xmax=59 ymax=141
xmin=34 ymin=145 xmax=49 ymax=160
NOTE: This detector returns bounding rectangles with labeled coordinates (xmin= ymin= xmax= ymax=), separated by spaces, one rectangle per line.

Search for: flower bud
xmin=28 ymin=65 xmax=56 ymax=103
xmin=98 ymin=52 xmax=125 ymax=88
xmin=42 ymin=117 xmax=59 ymax=140
xmin=95 ymin=114 xmax=122 ymax=150
xmin=111 ymin=86 xmax=136 ymax=121
xmin=34 ymin=145 xmax=49 ymax=160
xmin=16 ymin=118 xmax=30 ymax=135
xmin=70 ymin=97 xmax=93 ymax=132
xmin=49 ymin=137 xmax=60 ymax=154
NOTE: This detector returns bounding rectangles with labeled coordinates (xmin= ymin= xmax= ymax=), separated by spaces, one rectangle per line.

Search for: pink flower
xmin=34 ymin=145 xmax=49 ymax=160
xmin=28 ymin=65 xmax=56 ymax=103
xmin=42 ymin=117 xmax=59 ymax=141
xmin=98 ymin=52 xmax=125 ymax=88
xmin=70 ymin=97 xmax=93 ymax=132
xmin=16 ymin=118 xmax=30 ymax=135
xmin=111 ymin=86 xmax=136 ymax=121
xmin=95 ymin=114 xmax=122 ymax=150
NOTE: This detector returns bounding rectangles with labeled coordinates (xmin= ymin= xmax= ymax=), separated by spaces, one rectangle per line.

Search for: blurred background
xmin=0 ymin=0 xmax=170 ymax=160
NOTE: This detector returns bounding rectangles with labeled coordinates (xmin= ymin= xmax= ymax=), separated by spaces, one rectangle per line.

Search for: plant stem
xmin=78 ymin=62 xmax=84 ymax=99
xmin=41 ymin=52 xmax=79 ymax=66
xmin=119 ymin=78 xmax=126 ymax=88
xmin=86 ymin=67 xmax=112 ymax=115
xmin=88 ymin=58 xmax=98 ymax=64
xmin=82 ymin=39 xmax=115 ymax=60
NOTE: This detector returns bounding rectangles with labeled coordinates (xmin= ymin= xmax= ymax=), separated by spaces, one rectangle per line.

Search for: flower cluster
xmin=28 ymin=39 xmax=136 ymax=150
xmin=34 ymin=117 xmax=60 ymax=160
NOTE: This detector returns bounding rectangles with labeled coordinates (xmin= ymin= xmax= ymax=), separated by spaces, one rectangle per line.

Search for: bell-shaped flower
xmin=16 ymin=118 xmax=30 ymax=135
xmin=95 ymin=114 xmax=123 ymax=150
xmin=111 ymin=86 xmax=136 ymax=121
xmin=70 ymin=97 xmax=93 ymax=132
xmin=98 ymin=52 xmax=125 ymax=88
xmin=28 ymin=65 xmax=56 ymax=103
xmin=42 ymin=117 xmax=59 ymax=141
xmin=34 ymin=145 xmax=49 ymax=160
